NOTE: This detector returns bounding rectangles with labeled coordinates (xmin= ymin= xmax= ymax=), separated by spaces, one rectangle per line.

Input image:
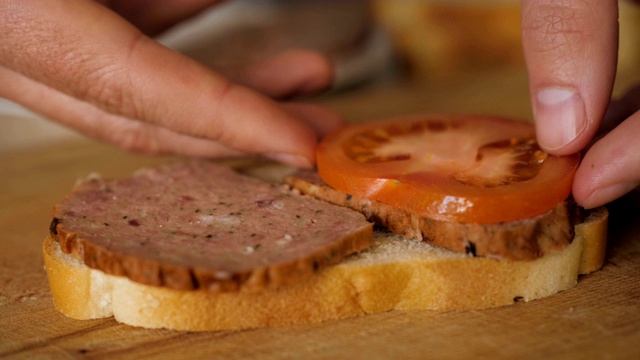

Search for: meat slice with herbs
xmin=50 ymin=161 xmax=373 ymax=291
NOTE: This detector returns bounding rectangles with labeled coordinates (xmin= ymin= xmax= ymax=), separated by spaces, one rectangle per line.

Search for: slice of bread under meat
xmin=44 ymin=160 xmax=608 ymax=331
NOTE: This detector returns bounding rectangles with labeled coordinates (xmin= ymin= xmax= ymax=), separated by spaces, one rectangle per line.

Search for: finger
xmin=282 ymin=102 xmax=345 ymax=137
xmin=602 ymin=83 xmax=640 ymax=135
xmin=1 ymin=1 xmax=323 ymax=167
xmin=573 ymin=112 xmax=640 ymax=208
xmin=96 ymin=0 xmax=223 ymax=36
xmin=521 ymin=0 xmax=618 ymax=155
xmin=236 ymin=50 xmax=334 ymax=99
xmin=0 ymin=61 xmax=344 ymax=159
xmin=0 ymin=65 xmax=244 ymax=158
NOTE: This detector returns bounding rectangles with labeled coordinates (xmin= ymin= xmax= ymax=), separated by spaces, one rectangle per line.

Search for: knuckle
xmin=77 ymin=64 xmax=136 ymax=117
xmin=205 ymin=79 xmax=235 ymax=141
xmin=90 ymin=110 xmax=169 ymax=156
xmin=75 ymin=36 xmax=148 ymax=120
xmin=111 ymin=123 xmax=162 ymax=155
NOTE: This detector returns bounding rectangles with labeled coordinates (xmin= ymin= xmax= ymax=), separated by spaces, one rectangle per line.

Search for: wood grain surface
xmin=2 ymin=70 xmax=640 ymax=359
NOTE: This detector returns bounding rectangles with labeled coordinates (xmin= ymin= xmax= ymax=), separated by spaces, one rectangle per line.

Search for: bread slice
xmin=43 ymin=206 xmax=607 ymax=331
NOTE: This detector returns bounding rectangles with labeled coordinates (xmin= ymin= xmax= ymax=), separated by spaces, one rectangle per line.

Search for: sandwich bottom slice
xmin=43 ymin=207 xmax=607 ymax=332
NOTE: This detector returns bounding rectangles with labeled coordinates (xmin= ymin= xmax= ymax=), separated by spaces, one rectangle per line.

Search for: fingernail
xmin=584 ymin=182 xmax=639 ymax=208
xmin=265 ymin=153 xmax=313 ymax=168
xmin=534 ymin=87 xmax=587 ymax=151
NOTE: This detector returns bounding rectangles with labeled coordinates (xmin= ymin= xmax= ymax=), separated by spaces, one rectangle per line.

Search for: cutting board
xmin=2 ymin=69 xmax=640 ymax=359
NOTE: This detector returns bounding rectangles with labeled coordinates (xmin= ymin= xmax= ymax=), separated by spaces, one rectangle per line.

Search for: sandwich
xmin=43 ymin=114 xmax=608 ymax=331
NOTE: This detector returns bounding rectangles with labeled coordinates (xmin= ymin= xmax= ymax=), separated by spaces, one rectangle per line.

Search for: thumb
xmin=521 ymin=0 xmax=618 ymax=155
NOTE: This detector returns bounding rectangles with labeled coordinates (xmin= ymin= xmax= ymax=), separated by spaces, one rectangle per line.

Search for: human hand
xmin=0 ymin=0 xmax=343 ymax=168
xmin=521 ymin=0 xmax=639 ymax=208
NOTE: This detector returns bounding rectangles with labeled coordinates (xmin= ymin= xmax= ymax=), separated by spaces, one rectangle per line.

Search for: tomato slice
xmin=316 ymin=114 xmax=579 ymax=224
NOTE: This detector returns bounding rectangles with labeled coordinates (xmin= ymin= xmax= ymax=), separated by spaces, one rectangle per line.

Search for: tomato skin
xmin=317 ymin=114 xmax=579 ymax=224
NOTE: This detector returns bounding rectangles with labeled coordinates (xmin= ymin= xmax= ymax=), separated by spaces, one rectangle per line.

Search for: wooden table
xmin=2 ymin=70 xmax=640 ymax=359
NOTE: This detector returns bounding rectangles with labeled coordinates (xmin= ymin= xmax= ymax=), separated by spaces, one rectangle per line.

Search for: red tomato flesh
xmin=316 ymin=114 xmax=579 ymax=224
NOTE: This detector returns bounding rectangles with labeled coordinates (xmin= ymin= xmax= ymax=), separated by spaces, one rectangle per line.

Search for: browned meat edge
xmin=50 ymin=219 xmax=372 ymax=292
xmin=285 ymin=170 xmax=577 ymax=261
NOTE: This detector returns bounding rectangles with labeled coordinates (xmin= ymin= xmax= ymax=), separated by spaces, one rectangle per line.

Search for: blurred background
xmin=2 ymin=0 xmax=640 ymax=153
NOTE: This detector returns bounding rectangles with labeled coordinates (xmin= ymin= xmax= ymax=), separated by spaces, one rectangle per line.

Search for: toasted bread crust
xmin=285 ymin=170 xmax=575 ymax=260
